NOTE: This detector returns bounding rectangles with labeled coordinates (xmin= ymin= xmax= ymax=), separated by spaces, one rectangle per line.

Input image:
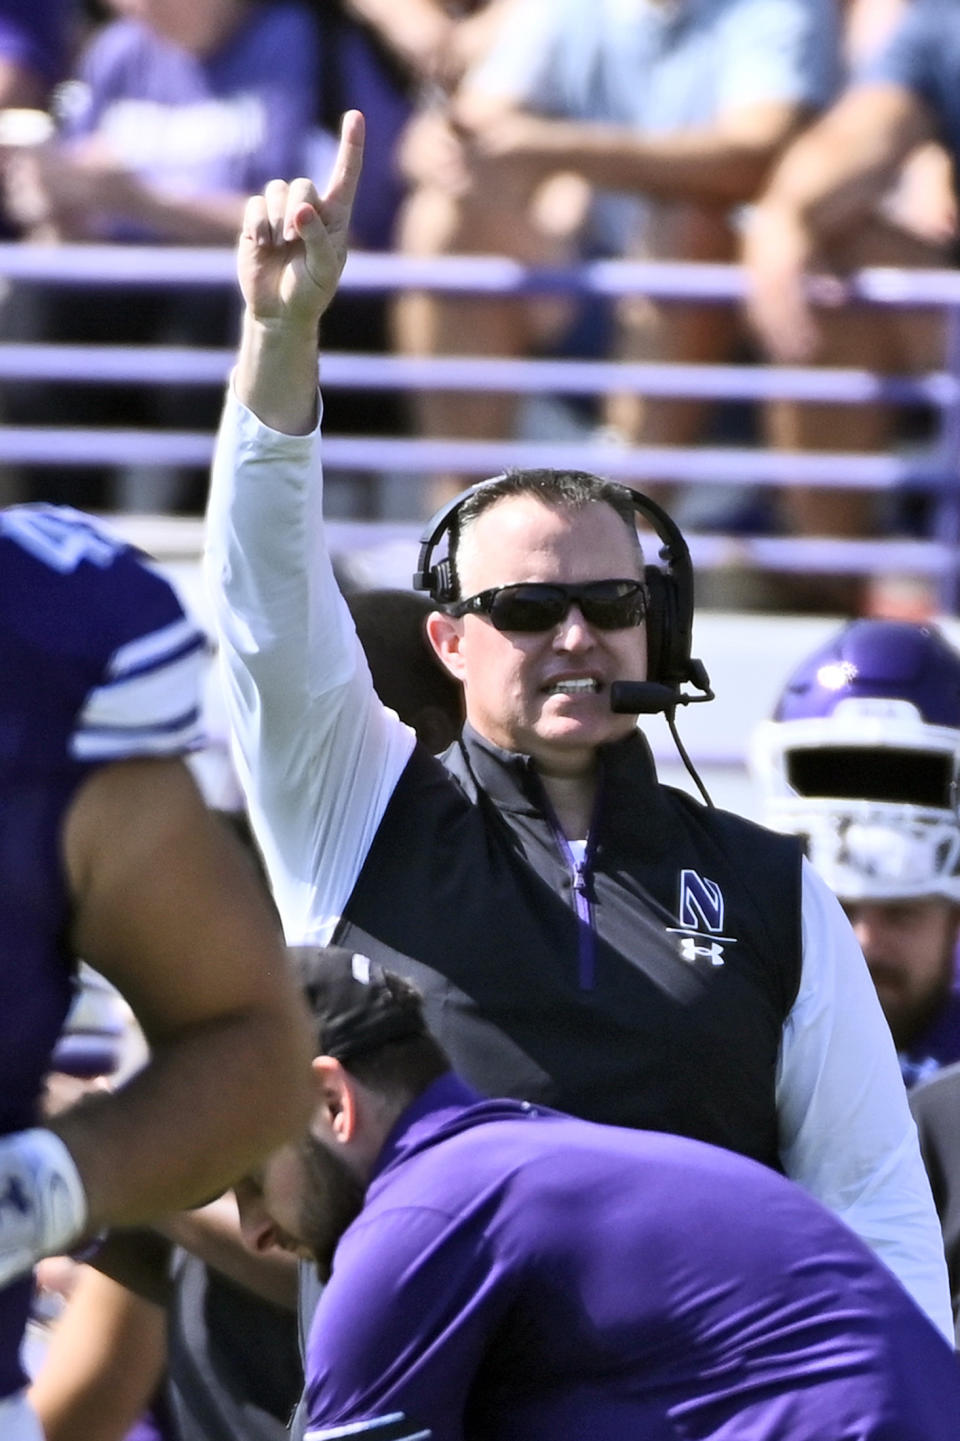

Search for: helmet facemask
xmin=751 ymin=619 xmax=960 ymax=903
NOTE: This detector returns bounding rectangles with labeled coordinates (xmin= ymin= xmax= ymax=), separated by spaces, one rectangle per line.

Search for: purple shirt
xmin=0 ymin=0 xmax=72 ymax=87
xmin=62 ymin=3 xmax=319 ymax=240
xmin=0 ymin=504 xmax=206 ymax=1401
xmin=122 ymin=1398 xmax=175 ymax=1441
xmin=305 ymin=1074 xmax=960 ymax=1441
xmin=901 ymin=978 xmax=960 ymax=1089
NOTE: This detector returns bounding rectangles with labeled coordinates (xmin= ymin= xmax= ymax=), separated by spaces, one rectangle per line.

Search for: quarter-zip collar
xmin=452 ymin=722 xmax=674 ymax=859
xmin=447 ymin=725 xmax=679 ymax=990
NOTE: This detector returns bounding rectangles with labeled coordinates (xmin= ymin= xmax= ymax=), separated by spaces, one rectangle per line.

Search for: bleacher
xmin=4 ymin=243 xmax=960 ymax=814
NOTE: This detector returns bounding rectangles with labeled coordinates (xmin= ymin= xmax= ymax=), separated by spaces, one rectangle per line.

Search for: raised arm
xmin=205 ymin=111 xmax=417 ymax=944
xmin=234 ymin=109 xmax=365 ymax=433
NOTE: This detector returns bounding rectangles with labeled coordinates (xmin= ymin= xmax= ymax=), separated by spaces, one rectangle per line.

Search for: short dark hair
xmin=449 ymin=469 xmax=641 ymax=600
xmin=288 ymin=945 xmax=449 ymax=1102
xmin=341 ymin=1030 xmax=449 ymax=1099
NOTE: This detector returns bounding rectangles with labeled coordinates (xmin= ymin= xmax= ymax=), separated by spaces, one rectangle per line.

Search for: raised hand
xmin=238 ymin=109 xmax=365 ymax=327
xmin=232 ymin=111 xmax=365 ymax=430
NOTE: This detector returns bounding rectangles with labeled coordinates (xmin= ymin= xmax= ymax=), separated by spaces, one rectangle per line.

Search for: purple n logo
xmin=678 ymin=870 xmax=724 ymax=934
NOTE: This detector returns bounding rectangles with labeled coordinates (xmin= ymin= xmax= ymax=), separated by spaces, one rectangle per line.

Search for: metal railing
xmin=1 ymin=244 xmax=958 ymax=606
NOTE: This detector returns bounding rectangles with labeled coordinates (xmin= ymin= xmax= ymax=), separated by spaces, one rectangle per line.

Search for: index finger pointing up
xmin=320 ymin=109 xmax=365 ymax=225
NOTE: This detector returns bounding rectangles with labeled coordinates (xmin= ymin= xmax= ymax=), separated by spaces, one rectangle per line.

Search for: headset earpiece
xmin=413 ymin=482 xmax=484 ymax=607
xmin=643 ymin=565 xmax=670 ymax=688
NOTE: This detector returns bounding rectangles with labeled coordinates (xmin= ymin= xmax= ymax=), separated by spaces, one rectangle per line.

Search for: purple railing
xmin=1 ymin=245 xmax=958 ymax=606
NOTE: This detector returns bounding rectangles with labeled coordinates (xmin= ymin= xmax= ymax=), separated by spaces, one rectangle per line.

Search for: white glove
xmin=0 ymin=1129 xmax=88 ymax=1288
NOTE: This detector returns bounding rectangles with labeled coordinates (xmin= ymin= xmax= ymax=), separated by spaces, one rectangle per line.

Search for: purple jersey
xmin=62 ymin=3 xmax=319 ymax=240
xmin=122 ymin=1397 xmax=175 ymax=1441
xmin=901 ymin=949 xmax=960 ymax=1088
xmin=305 ymin=1075 xmax=960 ymax=1441
xmin=0 ymin=0 xmax=72 ymax=88
xmin=902 ymin=984 xmax=960 ymax=1088
xmin=0 ymin=504 xmax=206 ymax=1401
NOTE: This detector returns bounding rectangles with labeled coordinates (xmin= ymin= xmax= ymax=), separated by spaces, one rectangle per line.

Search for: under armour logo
xmin=678 ymin=936 xmax=726 ymax=967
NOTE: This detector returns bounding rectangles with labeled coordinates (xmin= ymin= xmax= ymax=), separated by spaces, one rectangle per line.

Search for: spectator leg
xmin=606 ymin=202 xmax=741 ymax=509
xmin=392 ymin=174 xmax=579 ymax=506
xmin=762 ymin=217 xmax=945 ymax=613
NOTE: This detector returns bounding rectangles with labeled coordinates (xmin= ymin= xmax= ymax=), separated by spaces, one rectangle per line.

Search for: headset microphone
xmin=610 ymin=682 xmax=679 ymax=715
xmin=611 ymin=660 xmax=715 ymax=716
xmin=610 ymin=670 xmax=717 ymax=808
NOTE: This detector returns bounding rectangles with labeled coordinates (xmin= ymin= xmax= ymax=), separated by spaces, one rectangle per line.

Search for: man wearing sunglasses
xmin=206 ymin=112 xmax=952 ymax=1343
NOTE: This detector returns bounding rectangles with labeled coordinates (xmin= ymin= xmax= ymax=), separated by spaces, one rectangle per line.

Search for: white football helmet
xmin=750 ymin=620 xmax=960 ymax=902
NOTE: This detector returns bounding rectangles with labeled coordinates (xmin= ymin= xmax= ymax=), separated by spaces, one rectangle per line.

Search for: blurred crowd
xmin=0 ymin=0 xmax=958 ymax=613
xmin=6 ymin=75 xmax=960 ymax=1422
xmin=7 ymin=18 xmax=960 ymax=1426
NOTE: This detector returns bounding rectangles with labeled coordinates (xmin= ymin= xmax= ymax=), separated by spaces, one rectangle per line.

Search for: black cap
xmin=287 ymin=945 xmax=429 ymax=1063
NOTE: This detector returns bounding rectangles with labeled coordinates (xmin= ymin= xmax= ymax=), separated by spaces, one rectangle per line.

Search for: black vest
xmin=336 ymin=726 xmax=803 ymax=1169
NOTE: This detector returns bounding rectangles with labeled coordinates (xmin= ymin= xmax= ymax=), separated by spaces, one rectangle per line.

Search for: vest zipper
xmin=525 ymin=760 xmax=602 ymax=991
xmin=545 ymin=817 xmax=597 ymax=992
xmin=572 ymin=851 xmax=596 ymax=990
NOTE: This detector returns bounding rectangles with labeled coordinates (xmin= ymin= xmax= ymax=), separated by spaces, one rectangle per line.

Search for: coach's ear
xmin=425 ymin=610 xmax=467 ymax=684
xmin=312 ymin=1056 xmax=358 ymax=1143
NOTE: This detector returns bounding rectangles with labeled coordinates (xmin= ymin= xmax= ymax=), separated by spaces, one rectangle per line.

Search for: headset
xmin=412 ymin=476 xmax=713 ymax=707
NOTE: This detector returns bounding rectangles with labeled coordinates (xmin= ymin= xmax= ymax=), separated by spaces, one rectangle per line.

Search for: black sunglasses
xmin=446 ymin=579 xmax=648 ymax=632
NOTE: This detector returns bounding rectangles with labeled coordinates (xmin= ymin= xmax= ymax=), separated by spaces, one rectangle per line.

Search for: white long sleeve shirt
xmin=206 ymin=388 xmax=953 ymax=1341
